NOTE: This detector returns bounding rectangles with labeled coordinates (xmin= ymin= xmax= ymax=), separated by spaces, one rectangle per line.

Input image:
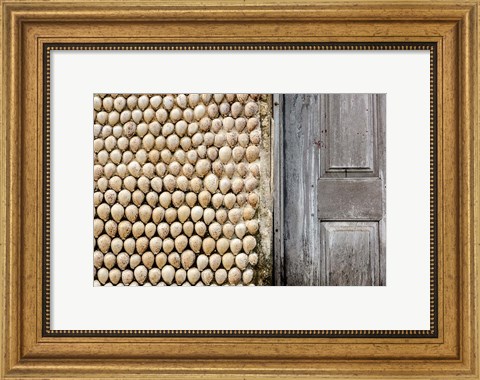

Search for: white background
xmin=50 ymin=50 xmax=430 ymax=330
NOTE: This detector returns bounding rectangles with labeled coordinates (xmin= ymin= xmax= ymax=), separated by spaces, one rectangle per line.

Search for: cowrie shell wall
xmin=94 ymin=94 xmax=271 ymax=286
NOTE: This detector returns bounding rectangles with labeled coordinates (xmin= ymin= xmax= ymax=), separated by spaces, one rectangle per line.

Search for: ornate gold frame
xmin=1 ymin=0 xmax=478 ymax=378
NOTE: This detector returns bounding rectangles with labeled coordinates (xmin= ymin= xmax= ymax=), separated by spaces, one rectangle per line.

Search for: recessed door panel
xmin=321 ymin=94 xmax=379 ymax=178
xmin=321 ymin=222 xmax=380 ymax=286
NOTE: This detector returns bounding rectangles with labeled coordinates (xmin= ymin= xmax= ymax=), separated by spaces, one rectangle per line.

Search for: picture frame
xmin=1 ymin=0 xmax=478 ymax=378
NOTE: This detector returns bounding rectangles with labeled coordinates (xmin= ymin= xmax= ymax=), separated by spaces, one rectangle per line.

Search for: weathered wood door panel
xmin=276 ymin=93 xmax=386 ymax=286
xmin=321 ymin=222 xmax=380 ymax=286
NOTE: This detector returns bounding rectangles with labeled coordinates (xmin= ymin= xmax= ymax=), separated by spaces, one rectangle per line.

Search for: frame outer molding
xmin=1 ymin=0 xmax=478 ymax=378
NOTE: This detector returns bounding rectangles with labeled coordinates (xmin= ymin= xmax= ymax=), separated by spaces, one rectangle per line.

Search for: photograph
xmin=93 ymin=93 xmax=386 ymax=287
xmin=4 ymin=0 xmax=477 ymax=373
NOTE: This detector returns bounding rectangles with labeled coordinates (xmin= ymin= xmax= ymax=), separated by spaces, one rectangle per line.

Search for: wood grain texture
xmin=317 ymin=178 xmax=384 ymax=219
xmin=319 ymin=94 xmax=385 ymax=286
xmin=280 ymin=94 xmax=385 ymax=286
xmin=282 ymin=94 xmax=322 ymax=286
xmin=0 ymin=0 xmax=477 ymax=378
xmin=321 ymin=222 xmax=379 ymax=286
xmin=323 ymin=94 xmax=376 ymax=176
xmin=272 ymin=93 xmax=285 ymax=285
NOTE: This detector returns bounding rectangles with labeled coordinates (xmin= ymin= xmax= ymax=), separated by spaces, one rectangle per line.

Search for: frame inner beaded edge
xmin=42 ymin=42 xmax=438 ymax=338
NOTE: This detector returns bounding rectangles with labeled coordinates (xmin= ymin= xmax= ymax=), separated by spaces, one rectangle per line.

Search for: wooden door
xmin=275 ymin=94 xmax=386 ymax=286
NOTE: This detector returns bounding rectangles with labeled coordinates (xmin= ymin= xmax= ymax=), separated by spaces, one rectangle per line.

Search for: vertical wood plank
xmin=377 ymin=94 xmax=387 ymax=286
xmin=282 ymin=94 xmax=321 ymax=286
xmin=272 ymin=94 xmax=284 ymax=285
